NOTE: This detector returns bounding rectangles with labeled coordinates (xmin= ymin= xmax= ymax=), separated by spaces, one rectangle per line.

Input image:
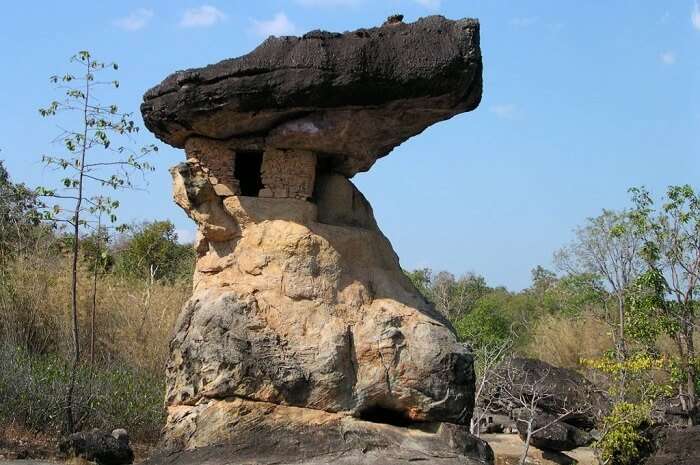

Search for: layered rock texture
xmin=141 ymin=15 xmax=488 ymax=465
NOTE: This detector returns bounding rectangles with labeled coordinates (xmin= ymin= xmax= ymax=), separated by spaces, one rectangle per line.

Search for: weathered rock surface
xmin=59 ymin=429 xmax=133 ymax=465
xmin=141 ymin=15 xmax=482 ymax=177
xmin=141 ymin=14 xmax=487 ymax=465
xmin=652 ymin=397 xmax=700 ymax=426
xmin=645 ymin=426 xmax=700 ymax=465
xmin=163 ymin=167 xmax=476 ymax=446
xmin=143 ymin=398 xmax=493 ymax=465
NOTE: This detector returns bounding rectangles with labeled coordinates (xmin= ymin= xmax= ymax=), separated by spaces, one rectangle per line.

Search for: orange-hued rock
xmin=167 ymin=166 xmax=474 ymax=431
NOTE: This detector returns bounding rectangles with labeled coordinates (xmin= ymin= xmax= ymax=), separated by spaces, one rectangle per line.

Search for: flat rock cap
xmin=141 ymin=15 xmax=482 ymax=176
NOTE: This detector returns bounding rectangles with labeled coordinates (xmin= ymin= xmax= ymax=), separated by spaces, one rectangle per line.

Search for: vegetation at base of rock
xmin=596 ymin=402 xmax=654 ymax=465
xmin=409 ymin=185 xmax=699 ymax=462
xmin=0 ymin=166 xmax=190 ymax=440
xmin=0 ymin=346 xmax=164 ymax=441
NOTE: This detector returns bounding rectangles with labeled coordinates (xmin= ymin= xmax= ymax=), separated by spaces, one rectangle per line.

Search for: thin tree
xmin=555 ymin=209 xmax=643 ymax=398
xmin=469 ymin=337 xmax=513 ymax=436
xmin=494 ymin=359 xmax=590 ymax=465
xmin=629 ymin=185 xmax=699 ymax=424
xmin=86 ymin=202 xmax=110 ymax=365
xmin=37 ymin=51 xmax=155 ymax=433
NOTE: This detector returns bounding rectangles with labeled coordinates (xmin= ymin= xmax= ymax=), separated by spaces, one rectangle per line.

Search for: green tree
xmin=454 ymin=290 xmax=515 ymax=347
xmin=115 ymin=221 xmax=194 ymax=282
xmin=404 ymin=268 xmax=491 ymax=321
xmin=405 ymin=268 xmax=433 ymax=302
xmin=628 ymin=185 xmax=699 ymax=422
xmin=0 ymin=159 xmax=42 ymax=263
xmin=36 ymin=51 xmax=156 ymax=433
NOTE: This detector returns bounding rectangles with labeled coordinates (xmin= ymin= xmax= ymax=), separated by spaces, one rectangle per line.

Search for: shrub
xmin=597 ymin=402 xmax=654 ymax=465
xmin=114 ymin=221 xmax=195 ymax=283
xmin=0 ymin=345 xmax=164 ymax=441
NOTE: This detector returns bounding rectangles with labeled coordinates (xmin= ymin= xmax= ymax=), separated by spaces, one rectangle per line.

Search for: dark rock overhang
xmin=141 ymin=15 xmax=483 ymax=177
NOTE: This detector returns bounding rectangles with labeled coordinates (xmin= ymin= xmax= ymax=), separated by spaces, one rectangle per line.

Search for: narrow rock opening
xmin=358 ymin=406 xmax=415 ymax=427
xmin=311 ymin=155 xmax=334 ymax=204
xmin=234 ymin=151 xmax=264 ymax=196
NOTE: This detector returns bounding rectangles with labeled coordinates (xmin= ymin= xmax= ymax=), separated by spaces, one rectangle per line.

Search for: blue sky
xmin=1 ymin=1 xmax=698 ymax=290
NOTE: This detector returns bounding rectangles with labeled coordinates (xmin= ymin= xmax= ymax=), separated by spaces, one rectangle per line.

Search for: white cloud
xmin=414 ymin=0 xmax=441 ymax=10
xmin=296 ymin=0 xmax=362 ymax=6
xmin=180 ymin=5 xmax=226 ymax=28
xmin=509 ymin=16 xmax=538 ymax=27
xmin=113 ymin=9 xmax=154 ymax=31
xmin=251 ymin=12 xmax=297 ymax=37
xmin=693 ymin=1 xmax=700 ymax=30
xmin=659 ymin=51 xmax=677 ymax=65
xmin=489 ymin=104 xmax=519 ymax=119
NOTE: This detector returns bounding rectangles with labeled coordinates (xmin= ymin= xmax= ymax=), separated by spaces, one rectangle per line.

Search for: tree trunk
xmin=64 ymin=55 xmax=91 ymax=434
xmin=65 ymin=210 xmax=81 ymax=434
xmin=615 ymin=294 xmax=627 ymax=402
xmin=682 ymin=319 xmax=697 ymax=425
xmin=519 ymin=427 xmax=532 ymax=465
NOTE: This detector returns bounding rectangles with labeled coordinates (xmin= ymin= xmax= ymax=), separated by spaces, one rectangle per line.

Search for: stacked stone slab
xmin=141 ymin=15 xmax=489 ymax=465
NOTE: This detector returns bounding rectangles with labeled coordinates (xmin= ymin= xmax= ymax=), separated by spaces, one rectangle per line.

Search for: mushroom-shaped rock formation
xmin=141 ymin=15 xmax=490 ymax=465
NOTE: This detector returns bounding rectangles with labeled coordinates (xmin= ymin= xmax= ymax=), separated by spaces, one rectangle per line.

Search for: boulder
xmin=514 ymin=410 xmax=593 ymax=452
xmin=141 ymin=14 xmax=487 ymax=465
xmin=481 ymin=358 xmax=607 ymax=452
xmin=645 ymin=426 xmax=700 ymax=465
xmin=59 ymin=429 xmax=133 ymax=465
xmin=486 ymin=358 xmax=608 ymax=429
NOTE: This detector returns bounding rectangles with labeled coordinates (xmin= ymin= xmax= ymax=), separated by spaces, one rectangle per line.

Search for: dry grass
xmin=0 ymin=252 xmax=189 ymax=372
xmin=0 ymin=248 xmax=190 ymax=440
xmin=525 ymin=313 xmax=614 ymax=369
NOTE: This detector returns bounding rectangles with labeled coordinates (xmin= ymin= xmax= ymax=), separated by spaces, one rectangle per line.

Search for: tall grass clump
xmin=526 ymin=313 xmax=614 ymax=369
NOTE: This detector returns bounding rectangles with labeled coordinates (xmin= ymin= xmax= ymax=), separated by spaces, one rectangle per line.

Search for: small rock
xmin=59 ymin=429 xmax=134 ymax=465
xmin=515 ymin=410 xmax=593 ymax=452
xmin=384 ymin=14 xmax=404 ymax=25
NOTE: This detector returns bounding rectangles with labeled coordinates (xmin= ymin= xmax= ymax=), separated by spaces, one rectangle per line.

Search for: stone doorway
xmin=234 ymin=151 xmax=264 ymax=196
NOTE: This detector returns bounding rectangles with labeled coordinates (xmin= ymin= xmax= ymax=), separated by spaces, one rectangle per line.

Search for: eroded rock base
xmin=148 ymin=398 xmax=493 ymax=465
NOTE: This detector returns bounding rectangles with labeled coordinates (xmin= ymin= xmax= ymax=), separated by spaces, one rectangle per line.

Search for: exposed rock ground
xmin=141 ymin=14 xmax=487 ymax=465
xmin=483 ymin=434 xmax=597 ymax=465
